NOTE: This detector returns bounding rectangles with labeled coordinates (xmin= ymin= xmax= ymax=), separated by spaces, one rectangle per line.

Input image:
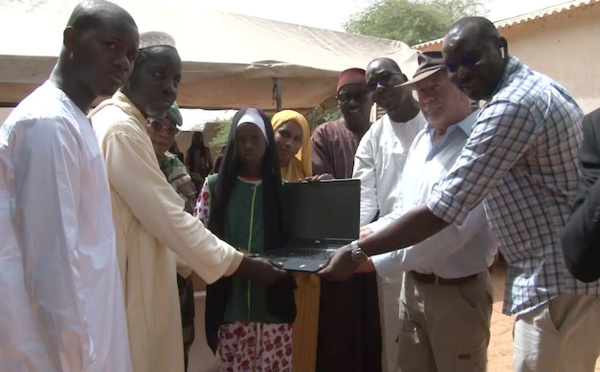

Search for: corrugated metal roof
xmin=413 ymin=0 xmax=600 ymax=49
xmin=412 ymin=38 xmax=442 ymax=50
xmin=495 ymin=0 xmax=599 ymax=29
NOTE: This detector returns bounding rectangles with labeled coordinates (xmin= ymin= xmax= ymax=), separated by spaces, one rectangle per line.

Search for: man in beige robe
xmin=90 ymin=31 xmax=288 ymax=372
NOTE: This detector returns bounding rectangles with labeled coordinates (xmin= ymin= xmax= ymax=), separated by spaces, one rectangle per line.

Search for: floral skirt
xmin=218 ymin=321 xmax=293 ymax=372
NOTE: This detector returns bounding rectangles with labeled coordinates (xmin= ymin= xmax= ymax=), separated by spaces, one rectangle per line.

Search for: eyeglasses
xmin=367 ymin=72 xmax=401 ymax=92
xmin=148 ymin=119 xmax=180 ymax=137
xmin=337 ymin=91 xmax=368 ymax=105
xmin=445 ymin=50 xmax=479 ymax=73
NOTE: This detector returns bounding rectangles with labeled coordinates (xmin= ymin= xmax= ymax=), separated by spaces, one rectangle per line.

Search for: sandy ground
xmin=189 ymin=263 xmax=600 ymax=371
xmin=488 ymin=262 xmax=519 ymax=371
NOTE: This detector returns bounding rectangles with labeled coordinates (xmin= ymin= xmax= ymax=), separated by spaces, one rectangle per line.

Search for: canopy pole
xmin=273 ymin=78 xmax=282 ymax=111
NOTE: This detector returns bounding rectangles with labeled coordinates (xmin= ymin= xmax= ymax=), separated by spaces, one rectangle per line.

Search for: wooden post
xmin=273 ymin=77 xmax=282 ymax=111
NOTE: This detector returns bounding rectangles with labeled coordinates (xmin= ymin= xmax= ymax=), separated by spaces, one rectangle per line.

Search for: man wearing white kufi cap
xmin=89 ymin=31 xmax=289 ymax=372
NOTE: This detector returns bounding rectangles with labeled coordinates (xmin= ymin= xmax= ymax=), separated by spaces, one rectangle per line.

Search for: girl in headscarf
xmin=271 ymin=110 xmax=312 ymax=181
xmin=272 ymin=109 xmax=322 ymax=372
xmin=194 ymin=108 xmax=296 ymax=371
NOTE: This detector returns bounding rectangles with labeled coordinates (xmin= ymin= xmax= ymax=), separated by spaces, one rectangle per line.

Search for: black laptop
xmin=263 ymin=178 xmax=360 ymax=272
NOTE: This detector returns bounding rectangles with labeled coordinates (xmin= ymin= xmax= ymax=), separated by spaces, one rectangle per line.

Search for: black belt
xmin=410 ymin=271 xmax=478 ymax=286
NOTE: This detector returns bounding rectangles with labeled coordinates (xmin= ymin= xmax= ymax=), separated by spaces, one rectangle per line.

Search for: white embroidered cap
xmin=139 ymin=31 xmax=176 ymax=50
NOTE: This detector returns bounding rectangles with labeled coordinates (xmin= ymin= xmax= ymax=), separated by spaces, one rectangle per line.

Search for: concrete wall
xmin=502 ymin=5 xmax=600 ymax=114
xmin=417 ymin=3 xmax=600 ymax=114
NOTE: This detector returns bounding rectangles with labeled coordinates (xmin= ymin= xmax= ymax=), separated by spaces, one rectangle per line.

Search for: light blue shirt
xmin=372 ymin=110 xmax=497 ymax=279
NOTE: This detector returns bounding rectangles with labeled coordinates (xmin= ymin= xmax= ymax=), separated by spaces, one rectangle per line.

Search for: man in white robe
xmin=353 ymin=58 xmax=427 ymax=372
xmin=90 ymin=32 xmax=289 ymax=372
xmin=0 ymin=1 xmax=139 ymax=371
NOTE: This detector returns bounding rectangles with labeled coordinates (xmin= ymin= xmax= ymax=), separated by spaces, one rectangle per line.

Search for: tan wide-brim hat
xmin=399 ymin=51 xmax=445 ymax=87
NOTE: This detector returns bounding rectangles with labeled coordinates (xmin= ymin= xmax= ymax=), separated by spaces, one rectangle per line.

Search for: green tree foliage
xmin=344 ymin=0 xmax=487 ymax=46
xmin=306 ymin=106 xmax=343 ymax=131
xmin=209 ymin=117 xmax=233 ymax=148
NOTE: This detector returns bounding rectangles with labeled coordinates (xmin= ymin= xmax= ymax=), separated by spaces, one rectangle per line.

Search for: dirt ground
xmin=190 ymin=262 xmax=599 ymax=372
xmin=488 ymin=262 xmax=600 ymax=371
xmin=488 ymin=262 xmax=518 ymax=370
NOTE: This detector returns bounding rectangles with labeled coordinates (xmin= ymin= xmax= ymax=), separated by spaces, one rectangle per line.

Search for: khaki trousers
xmin=513 ymin=294 xmax=600 ymax=372
xmin=396 ymin=271 xmax=493 ymax=372
xmin=377 ymin=272 xmax=402 ymax=372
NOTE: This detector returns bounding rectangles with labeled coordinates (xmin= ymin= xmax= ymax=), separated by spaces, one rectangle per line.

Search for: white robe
xmin=352 ymin=111 xmax=427 ymax=372
xmin=0 ymin=81 xmax=132 ymax=372
xmin=89 ymin=92 xmax=242 ymax=372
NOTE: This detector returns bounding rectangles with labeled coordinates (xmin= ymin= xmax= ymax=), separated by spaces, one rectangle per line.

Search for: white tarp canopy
xmin=0 ymin=0 xmax=418 ymax=111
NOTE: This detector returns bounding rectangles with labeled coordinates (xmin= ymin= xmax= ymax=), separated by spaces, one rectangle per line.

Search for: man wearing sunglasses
xmin=145 ymin=104 xmax=195 ymax=212
xmin=89 ymin=32 xmax=289 ymax=372
xmin=311 ymin=68 xmax=383 ymax=372
xmin=352 ymin=58 xmax=427 ymax=372
xmin=355 ymin=58 xmax=426 ymax=229
xmin=321 ymin=16 xmax=600 ymax=372
xmin=312 ymin=68 xmax=372 ymax=179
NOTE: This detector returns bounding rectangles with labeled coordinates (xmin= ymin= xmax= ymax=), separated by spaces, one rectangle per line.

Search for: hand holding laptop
xmin=302 ymin=173 xmax=334 ymax=182
xmin=318 ymin=244 xmax=360 ymax=281
xmin=236 ymin=254 xmax=290 ymax=287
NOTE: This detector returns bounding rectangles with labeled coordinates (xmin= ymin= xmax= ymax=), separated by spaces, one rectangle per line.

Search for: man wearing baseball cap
xmin=358 ymin=51 xmax=497 ymax=371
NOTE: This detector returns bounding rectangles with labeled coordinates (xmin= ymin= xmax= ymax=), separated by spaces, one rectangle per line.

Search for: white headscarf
xmin=236 ymin=108 xmax=269 ymax=143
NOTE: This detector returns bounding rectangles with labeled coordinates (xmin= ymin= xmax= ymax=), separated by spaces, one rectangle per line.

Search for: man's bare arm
xmin=360 ymin=204 xmax=449 ymax=256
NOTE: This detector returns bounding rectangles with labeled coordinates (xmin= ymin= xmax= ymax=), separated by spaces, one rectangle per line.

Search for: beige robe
xmin=89 ymin=92 xmax=242 ymax=372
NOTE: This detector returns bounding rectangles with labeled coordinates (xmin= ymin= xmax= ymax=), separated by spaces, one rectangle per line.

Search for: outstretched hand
xmin=237 ymin=254 xmax=289 ymax=287
xmin=317 ymin=244 xmax=359 ymax=281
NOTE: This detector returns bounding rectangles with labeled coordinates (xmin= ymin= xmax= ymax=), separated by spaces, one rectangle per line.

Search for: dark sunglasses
xmin=367 ymin=72 xmax=401 ymax=92
xmin=445 ymin=50 xmax=479 ymax=73
xmin=148 ymin=120 xmax=180 ymax=137
xmin=337 ymin=91 xmax=368 ymax=104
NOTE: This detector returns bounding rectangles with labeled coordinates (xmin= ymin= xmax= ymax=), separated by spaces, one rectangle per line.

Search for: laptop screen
xmin=283 ymin=179 xmax=360 ymax=245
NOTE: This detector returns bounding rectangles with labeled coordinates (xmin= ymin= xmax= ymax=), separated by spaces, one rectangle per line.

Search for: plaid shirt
xmin=426 ymin=57 xmax=600 ymax=316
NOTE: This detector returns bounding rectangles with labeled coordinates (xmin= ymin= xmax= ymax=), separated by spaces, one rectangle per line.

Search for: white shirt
xmin=354 ymin=112 xmax=427 ymax=226
xmin=372 ymin=111 xmax=497 ymax=279
xmin=0 ymin=81 xmax=132 ymax=372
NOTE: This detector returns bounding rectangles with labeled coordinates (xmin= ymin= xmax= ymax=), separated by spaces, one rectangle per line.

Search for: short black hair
xmin=67 ymin=0 xmax=135 ymax=33
xmin=449 ymin=16 xmax=500 ymax=41
xmin=133 ymin=45 xmax=177 ymax=70
xmin=367 ymin=57 xmax=402 ymax=74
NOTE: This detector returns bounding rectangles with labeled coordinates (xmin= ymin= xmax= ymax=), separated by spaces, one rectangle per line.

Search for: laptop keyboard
xmin=265 ymin=248 xmax=337 ymax=260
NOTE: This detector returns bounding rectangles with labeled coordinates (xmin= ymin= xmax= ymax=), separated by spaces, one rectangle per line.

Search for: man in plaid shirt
xmin=320 ymin=16 xmax=600 ymax=371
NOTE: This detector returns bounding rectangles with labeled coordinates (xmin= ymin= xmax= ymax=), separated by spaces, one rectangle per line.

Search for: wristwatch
xmin=350 ymin=239 xmax=368 ymax=263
